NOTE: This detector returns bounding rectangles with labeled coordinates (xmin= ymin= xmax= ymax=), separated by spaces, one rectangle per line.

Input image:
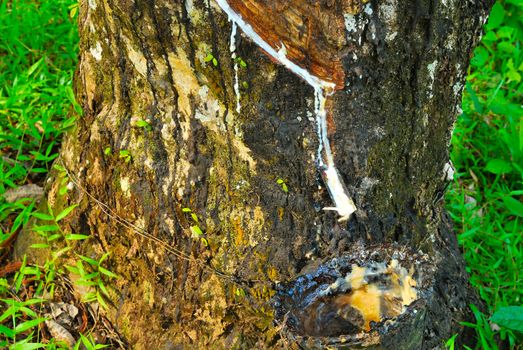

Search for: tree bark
xmin=20 ymin=0 xmax=495 ymax=348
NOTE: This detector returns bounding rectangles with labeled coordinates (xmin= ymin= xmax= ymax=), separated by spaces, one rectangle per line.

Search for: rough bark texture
xmin=20 ymin=0 xmax=495 ymax=348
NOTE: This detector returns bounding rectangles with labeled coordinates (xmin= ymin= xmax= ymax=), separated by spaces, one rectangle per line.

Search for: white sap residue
xmin=216 ymin=0 xmax=356 ymax=221
xmin=315 ymin=88 xmax=357 ymax=221
xmin=314 ymin=88 xmax=325 ymax=166
xmin=229 ymin=22 xmax=241 ymax=114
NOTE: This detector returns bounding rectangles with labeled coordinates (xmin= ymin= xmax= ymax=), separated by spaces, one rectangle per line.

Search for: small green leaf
xmin=135 ymin=119 xmax=151 ymax=130
xmin=498 ymin=41 xmax=515 ymax=54
xmin=97 ymin=253 xmax=109 ymax=265
xmin=238 ymin=58 xmax=247 ymax=68
xmin=276 ymin=179 xmax=288 ymax=192
xmin=14 ymin=318 xmax=46 ymax=334
xmin=58 ymin=185 xmax=69 ymax=195
xmin=10 ymin=339 xmax=46 ymax=350
xmin=99 ymin=266 xmax=118 ymax=278
xmin=56 ymin=204 xmax=78 ymax=221
xmin=97 ymin=291 xmax=109 ymax=310
xmin=519 ymin=117 xmax=523 ymax=152
xmin=80 ymin=272 xmax=99 ymax=281
xmin=32 ymin=212 xmax=54 ymax=221
xmin=27 ymin=57 xmax=44 ymax=76
xmin=62 ymin=116 xmax=77 ymax=130
xmin=98 ymin=281 xmax=110 ymax=297
xmin=486 ymin=2 xmax=505 ymax=30
xmin=204 ymin=53 xmax=214 ymax=62
xmin=119 ymin=150 xmax=132 ymax=163
xmin=212 ymin=58 xmax=218 ymax=66
xmin=65 ymin=86 xmax=78 ymax=107
xmin=81 ymin=292 xmax=97 ymax=303
xmin=78 ymin=255 xmax=99 ymax=267
xmin=69 ymin=5 xmax=78 ymax=18
xmin=502 ymin=196 xmax=523 ymax=217
xmin=65 ymin=264 xmax=79 ymax=274
xmin=491 ymin=306 xmax=523 ymax=333
xmin=47 ymin=233 xmax=62 ymax=241
xmin=65 ymin=234 xmax=90 ymax=241
xmin=0 ymin=306 xmax=17 ymax=323
xmin=190 ymin=213 xmax=199 ymax=223
xmin=76 ymin=280 xmax=98 ymax=288
xmin=104 ymin=147 xmax=112 ymax=155
xmin=0 ymin=324 xmax=15 ymax=338
xmin=470 ymin=46 xmax=489 ymax=67
xmin=33 ymin=224 xmax=60 ymax=232
xmin=485 ymin=159 xmax=513 ymax=174
xmin=53 ymin=164 xmax=66 ymax=173
xmin=445 ymin=334 xmax=458 ymax=350
xmin=190 ymin=225 xmax=203 ymax=237
xmin=507 ymin=70 xmax=522 ymax=83
xmin=52 ymin=247 xmax=72 ymax=260
xmin=30 ymin=244 xmax=50 ymax=249
xmin=181 ymin=207 xmax=192 ymax=213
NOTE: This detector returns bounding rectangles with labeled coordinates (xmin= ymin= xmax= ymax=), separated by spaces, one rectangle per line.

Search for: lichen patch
xmin=168 ymin=51 xmax=201 ymax=118
xmin=89 ymin=42 xmax=103 ymax=61
xmin=123 ymin=35 xmax=147 ymax=77
xmin=120 ymin=176 xmax=131 ymax=198
xmin=427 ymin=60 xmax=438 ymax=99
xmin=344 ymin=14 xmax=358 ymax=33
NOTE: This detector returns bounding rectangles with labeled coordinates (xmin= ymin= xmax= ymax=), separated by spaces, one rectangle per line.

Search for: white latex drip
xmin=215 ymin=0 xmax=356 ymax=221
xmin=229 ymin=22 xmax=241 ymax=114
xmin=314 ymin=88 xmax=356 ymax=221
xmin=314 ymin=88 xmax=325 ymax=167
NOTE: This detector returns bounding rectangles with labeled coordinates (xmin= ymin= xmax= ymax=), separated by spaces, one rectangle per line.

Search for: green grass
xmin=446 ymin=0 xmax=523 ymax=348
xmin=0 ymin=0 xmax=83 ymax=348
xmin=0 ymin=0 xmax=79 ymax=245
xmin=0 ymin=0 xmax=521 ymax=348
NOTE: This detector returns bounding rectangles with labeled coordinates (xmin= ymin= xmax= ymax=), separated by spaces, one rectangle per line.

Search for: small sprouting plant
xmin=118 ymin=150 xmax=132 ymax=163
xmin=234 ymin=287 xmax=246 ymax=298
xmin=204 ymin=53 xmax=218 ymax=67
xmin=66 ymin=253 xmax=118 ymax=310
xmin=52 ymin=164 xmax=72 ymax=196
xmin=31 ymin=202 xmax=87 ymax=255
xmin=0 ymin=296 xmax=47 ymax=349
xmin=234 ymin=56 xmax=247 ymax=68
xmin=181 ymin=207 xmax=208 ymax=246
xmin=135 ymin=119 xmax=152 ymax=131
xmin=28 ymin=141 xmax=60 ymax=175
xmin=104 ymin=147 xmax=112 ymax=156
xmin=74 ymin=333 xmax=109 ymax=350
xmin=0 ymin=256 xmax=57 ymax=348
xmin=68 ymin=2 xmax=79 ymax=18
xmin=445 ymin=334 xmax=458 ymax=350
xmin=276 ymin=178 xmax=288 ymax=193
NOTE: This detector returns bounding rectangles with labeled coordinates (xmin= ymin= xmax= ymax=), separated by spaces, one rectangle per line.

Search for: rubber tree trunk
xmin=35 ymin=0 xmax=495 ymax=348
